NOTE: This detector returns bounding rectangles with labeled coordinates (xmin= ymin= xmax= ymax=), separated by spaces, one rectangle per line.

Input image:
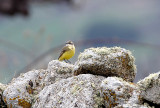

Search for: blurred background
xmin=0 ymin=0 xmax=160 ymax=83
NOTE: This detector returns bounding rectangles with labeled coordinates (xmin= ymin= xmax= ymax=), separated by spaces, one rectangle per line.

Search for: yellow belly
xmin=59 ymin=48 xmax=75 ymax=61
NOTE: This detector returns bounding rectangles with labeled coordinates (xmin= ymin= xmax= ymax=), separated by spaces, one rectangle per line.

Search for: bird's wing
xmin=58 ymin=45 xmax=70 ymax=59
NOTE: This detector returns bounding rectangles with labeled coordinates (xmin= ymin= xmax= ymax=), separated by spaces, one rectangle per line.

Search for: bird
xmin=58 ymin=41 xmax=75 ymax=63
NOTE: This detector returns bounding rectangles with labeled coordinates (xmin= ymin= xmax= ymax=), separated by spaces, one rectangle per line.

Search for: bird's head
xmin=66 ymin=40 xmax=74 ymax=45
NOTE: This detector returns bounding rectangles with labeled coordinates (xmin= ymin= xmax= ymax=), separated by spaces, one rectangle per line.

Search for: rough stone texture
xmin=74 ymin=47 xmax=136 ymax=82
xmin=101 ymin=77 xmax=142 ymax=108
xmin=0 ymin=83 xmax=7 ymax=108
xmin=138 ymin=71 xmax=160 ymax=105
xmin=115 ymin=103 xmax=152 ymax=108
xmin=3 ymin=69 xmax=46 ymax=108
xmin=2 ymin=47 xmax=159 ymax=108
xmin=33 ymin=74 xmax=105 ymax=108
xmin=3 ymin=60 xmax=74 ymax=108
xmin=44 ymin=60 xmax=74 ymax=86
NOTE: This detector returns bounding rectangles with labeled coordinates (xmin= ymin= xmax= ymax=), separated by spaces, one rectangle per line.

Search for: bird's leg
xmin=66 ymin=60 xmax=71 ymax=64
xmin=64 ymin=59 xmax=68 ymax=63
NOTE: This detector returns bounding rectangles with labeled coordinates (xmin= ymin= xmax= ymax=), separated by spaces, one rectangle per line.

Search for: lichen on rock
xmin=3 ymin=69 xmax=47 ymax=108
xmin=33 ymin=74 xmax=105 ymax=108
xmin=101 ymin=77 xmax=141 ymax=108
xmin=2 ymin=60 xmax=74 ymax=108
xmin=74 ymin=47 xmax=136 ymax=82
xmin=0 ymin=83 xmax=7 ymax=108
xmin=115 ymin=103 xmax=152 ymax=108
xmin=138 ymin=71 xmax=160 ymax=105
xmin=2 ymin=46 xmax=159 ymax=108
xmin=44 ymin=60 xmax=74 ymax=86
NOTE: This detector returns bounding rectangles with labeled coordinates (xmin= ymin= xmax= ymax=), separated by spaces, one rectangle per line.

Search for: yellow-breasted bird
xmin=58 ymin=41 xmax=75 ymax=63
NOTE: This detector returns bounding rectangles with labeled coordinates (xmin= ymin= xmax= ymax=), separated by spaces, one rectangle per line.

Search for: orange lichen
xmin=8 ymin=103 xmax=12 ymax=108
xmin=103 ymin=89 xmax=118 ymax=107
xmin=9 ymin=97 xmax=16 ymax=100
xmin=3 ymin=97 xmax=7 ymax=104
xmin=9 ymin=96 xmax=20 ymax=100
xmin=5 ymin=96 xmax=31 ymax=108
xmin=129 ymin=82 xmax=136 ymax=86
xmin=117 ymin=53 xmax=135 ymax=82
xmin=26 ymin=87 xmax=33 ymax=94
xmin=18 ymin=99 xmax=31 ymax=108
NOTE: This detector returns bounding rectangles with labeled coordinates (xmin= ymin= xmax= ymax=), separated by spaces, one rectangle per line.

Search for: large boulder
xmin=74 ymin=47 xmax=136 ymax=82
xmin=33 ymin=74 xmax=105 ymax=108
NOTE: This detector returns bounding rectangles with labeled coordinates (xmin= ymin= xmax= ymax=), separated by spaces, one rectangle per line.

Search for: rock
xmin=2 ymin=60 xmax=74 ymax=108
xmin=74 ymin=47 xmax=136 ymax=82
xmin=138 ymin=71 xmax=160 ymax=106
xmin=33 ymin=74 xmax=105 ymax=108
xmin=0 ymin=83 xmax=7 ymax=108
xmin=44 ymin=60 xmax=74 ymax=86
xmin=0 ymin=83 xmax=6 ymax=93
xmin=5 ymin=46 xmax=158 ymax=108
xmin=3 ymin=69 xmax=46 ymax=108
xmin=115 ymin=103 xmax=152 ymax=108
xmin=100 ymin=77 xmax=142 ymax=108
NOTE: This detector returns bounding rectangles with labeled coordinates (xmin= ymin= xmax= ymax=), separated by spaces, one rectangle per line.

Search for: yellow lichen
xmin=89 ymin=47 xmax=125 ymax=56
xmin=79 ymin=81 xmax=84 ymax=85
xmin=93 ymin=92 xmax=104 ymax=108
xmin=91 ymin=83 xmax=95 ymax=88
xmin=17 ymin=88 xmax=21 ymax=93
xmin=71 ymin=85 xmax=81 ymax=95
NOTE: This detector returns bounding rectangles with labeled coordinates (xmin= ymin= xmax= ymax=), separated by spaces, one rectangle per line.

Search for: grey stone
xmin=74 ymin=47 xmax=136 ymax=82
xmin=33 ymin=74 xmax=105 ymax=108
xmin=2 ymin=60 xmax=74 ymax=108
xmin=138 ymin=71 xmax=160 ymax=105
xmin=101 ymin=77 xmax=141 ymax=108
xmin=44 ymin=60 xmax=74 ymax=86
